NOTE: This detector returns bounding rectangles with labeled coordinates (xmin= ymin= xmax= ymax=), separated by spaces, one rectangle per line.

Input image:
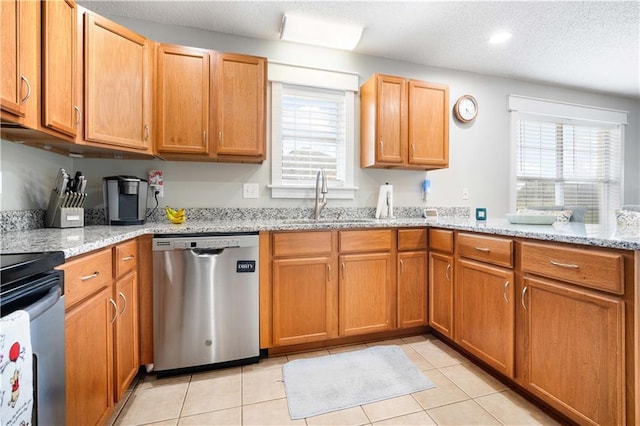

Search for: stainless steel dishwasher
xmin=152 ymin=233 xmax=260 ymax=375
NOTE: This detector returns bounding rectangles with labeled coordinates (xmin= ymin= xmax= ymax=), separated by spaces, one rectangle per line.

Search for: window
xmin=269 ymin=63 xmax=358 ymax=199
xmin=509 ymin=95 xmax=627 ymax=225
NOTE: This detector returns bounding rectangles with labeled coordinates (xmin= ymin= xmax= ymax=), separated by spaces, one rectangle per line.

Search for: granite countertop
xmin=1 ymin=217 xmax=639 ymax=259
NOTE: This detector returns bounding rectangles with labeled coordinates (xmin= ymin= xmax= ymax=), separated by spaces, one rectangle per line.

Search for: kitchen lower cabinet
xmin=113 ymin=270 xmax=139 ymax=401
xmin=339 ymin=252 xmax=395 ymax=335
xmin=428 ymin=252 xmax=454 ymax=337
xmin=65 ymin=286 xmax=114 ymax=426
xmin=455 ymin=258 xmax=515 ymax=377
xmin=397 ymin=229 xmax=428 ymax=328
xmin=521 ymin=276 xmax=625 ymax=425
xmin=272 ymin=256 xmax=338 ymax=345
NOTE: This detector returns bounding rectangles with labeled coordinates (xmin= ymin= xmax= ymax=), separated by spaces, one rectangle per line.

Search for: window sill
xmin=268 ymin=184 xmax=358 ymax=199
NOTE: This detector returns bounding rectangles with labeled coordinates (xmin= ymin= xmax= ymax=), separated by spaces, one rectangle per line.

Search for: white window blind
xmin=515 ymin=118 xmax=622 ymax=224
xmin=269 ymin=63 xmax=358 ymax=199
xmin=280 ymin=85 xmax=346 ymax=184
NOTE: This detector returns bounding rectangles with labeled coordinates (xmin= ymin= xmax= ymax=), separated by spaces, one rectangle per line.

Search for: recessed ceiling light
xmin=280 ymin=14 xmax=363 ymax=51
xmin=489 ymin=32 xmax=512 ymax=44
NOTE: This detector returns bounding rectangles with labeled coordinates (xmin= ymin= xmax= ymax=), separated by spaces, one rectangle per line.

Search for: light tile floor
xmin=109 ymin=335 xmax=562 ymax=426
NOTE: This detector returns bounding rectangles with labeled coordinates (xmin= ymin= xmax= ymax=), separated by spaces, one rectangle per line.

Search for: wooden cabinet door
xmin=1 ymin=0 xmax=37 ymax=123
xmin=429 ymin=252 xmax=454 ymax=338
xmin=339 ymin=252 xmax=395 ymax=335
xmin=215 ymin=53 xmax=266 ymax=158
xmin=397 ymin=251 xmax=427 ymax=328
xmin=375 ymin=75 xmax=406 ymax=164
xmin=522 ymin=275 xmax=625 ymax=425
xmin=456 ymin=258 xmax=515 ymax=377
xmin=272 ymin=256 xmax=338 ymax=346
xmin=84 ymin=12 xmax=152 ymax=150
xmin=113 ymin=270 xmax=139 ymax=401
xmin=66 ymin=286 xmax=114 ymax=426
xmin=155 ymin=44 xmax=210 ymax=155
xmin=42 ymin=0 xmax=78 ymax=138
xmin=407 ymin=80 xmax=449 ymax=167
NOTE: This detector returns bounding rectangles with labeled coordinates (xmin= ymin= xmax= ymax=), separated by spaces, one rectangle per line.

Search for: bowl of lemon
xmin=165 ymin=207 xmax=186 ymax=224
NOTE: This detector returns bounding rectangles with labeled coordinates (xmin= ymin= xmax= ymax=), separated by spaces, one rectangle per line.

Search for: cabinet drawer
xmin=339 ymin=229 xmax=392 ymax=253
xmin=429 ymin=229 xmax=453 ymax=253
xmin=61 ymin=248 xmax=113 ymax=309
xmin=273 ymin=231 xmax=333 ymax=257
xmin=398 ymin=229 xmax=427 ymax=251
xmin=457 ymin=233 xmax=513 ymax=268
xmin=521 ymin=242 xmax=624 ymax=294
xmin=114 ymin=239 xmax=137 ymax=278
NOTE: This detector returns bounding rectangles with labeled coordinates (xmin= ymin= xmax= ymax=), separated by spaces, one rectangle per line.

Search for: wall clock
xmin=454 ymin=94 xmax=478 ymax=123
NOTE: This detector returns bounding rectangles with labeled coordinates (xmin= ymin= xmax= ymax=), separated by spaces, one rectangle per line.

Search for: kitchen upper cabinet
xmin=214 ymin=53 xmax=266 ymax=160
xmin=42 ymin=0 xmax=79 ymax=138
xmin=521 ymin=275 xmax=624 ymax=426
xmin=84 ymin=12 xmax=153 ymax=151
xmin=1 ymin=0 xmax=38 ymax=125
xmin=407 ymin=80 xmax=449 ymax=167
xmin=397 ymin=229 xmax=428 ymax=328
xmin=155 ymin=44 xmax=210 ymax=156
xmin=456 ymin=258 xmax=515 ymax=377
xmin=360 ymin=73 xmax=449 ymax=170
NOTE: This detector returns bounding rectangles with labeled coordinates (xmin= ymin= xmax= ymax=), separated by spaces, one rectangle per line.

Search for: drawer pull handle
xmin=121 ymin=255 xmax=135 ymax=261
xmin=74 ymin=106 xmax=81 ymax=126
xmin=445 ymin=263 xmax=451 ymax=281
xmin=474 ymin=247 xmax=491 ymax=253
xmin=327 ymin=264 xmax=331 ymax=282
xmin=503 ymin=281 xmax=510 ymax=303
xmin=550 ymin=260 xmax=579 ymax=269
xmin=342 ymin=262 xmax=346 ymax=280
xmin=118 ymin=291 xmax=127 ymax=315
xmin=521 ymin=286 xmax=528 ymax=310
xmin=144 ymin=124 xmax=150 ymax=141
xmin=109 ymin=298 xmax=118 ymax=323
xmin=400 ymin=259 xmax=405 ymax=273
xmin=80 ymin=271 xmax=100 ymax=281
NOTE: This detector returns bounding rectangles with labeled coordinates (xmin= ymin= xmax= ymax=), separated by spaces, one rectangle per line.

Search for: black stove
xmin=1 ymin=252 xmax=65 ymax=313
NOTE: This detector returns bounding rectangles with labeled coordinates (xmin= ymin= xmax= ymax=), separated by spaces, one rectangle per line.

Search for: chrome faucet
xmin=314 ymin=169 xmax=328 ymax=219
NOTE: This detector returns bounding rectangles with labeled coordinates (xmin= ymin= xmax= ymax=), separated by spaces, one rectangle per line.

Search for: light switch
xmin=243 ymin=183 xmax=259 ymax=199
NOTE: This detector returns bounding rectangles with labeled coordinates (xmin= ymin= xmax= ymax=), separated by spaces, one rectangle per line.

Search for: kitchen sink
xmin=282 ymin=218 xmax=376 ymax=224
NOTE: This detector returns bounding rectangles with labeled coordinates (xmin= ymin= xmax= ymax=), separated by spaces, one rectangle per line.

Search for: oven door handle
xmin=24 ymin=286 xmax=62 ymax=321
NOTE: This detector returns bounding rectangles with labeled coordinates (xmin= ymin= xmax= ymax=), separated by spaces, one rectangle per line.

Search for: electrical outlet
xmin=243 ymin=183 xmax=259 ymax=199
xmin=462 ymin=188 xmax=469 ymax=200
xmin=153 ymin=185 xmax=164 ymax=198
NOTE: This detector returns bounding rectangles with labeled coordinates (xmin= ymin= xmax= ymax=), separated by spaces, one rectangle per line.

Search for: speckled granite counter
xmin=1 ymin=217 xmax=639 ymax=258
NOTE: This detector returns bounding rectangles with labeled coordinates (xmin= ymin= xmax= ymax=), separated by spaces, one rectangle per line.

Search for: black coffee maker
xmin=103 ymin=176 xmax=148 ymax=225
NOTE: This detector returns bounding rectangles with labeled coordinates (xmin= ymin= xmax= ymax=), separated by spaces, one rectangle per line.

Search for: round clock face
xmin=456 ymin=96 xmax=478 ymax=122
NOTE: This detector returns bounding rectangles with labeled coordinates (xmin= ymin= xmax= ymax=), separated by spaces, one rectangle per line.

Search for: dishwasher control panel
xmin=153 ymin=234 xmax=258 ymax=251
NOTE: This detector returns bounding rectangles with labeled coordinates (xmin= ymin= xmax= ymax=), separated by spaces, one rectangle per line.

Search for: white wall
xmin=1 ymin=15 xmax=638 ymax=217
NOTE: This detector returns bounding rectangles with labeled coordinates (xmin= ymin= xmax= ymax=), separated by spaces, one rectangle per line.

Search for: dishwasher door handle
xmin=24 ymin=286 xmax=62 ymax=321
xmin=190 ymin=248 xmax=227 ymax=256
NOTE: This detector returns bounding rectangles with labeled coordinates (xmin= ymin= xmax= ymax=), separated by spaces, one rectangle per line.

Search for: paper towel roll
xmin=375 ymin=184 xmax=393 ymax=219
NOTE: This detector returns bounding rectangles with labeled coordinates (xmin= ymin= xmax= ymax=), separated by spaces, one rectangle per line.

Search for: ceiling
xmin=79 ymin=1 xmax=640 ymax=99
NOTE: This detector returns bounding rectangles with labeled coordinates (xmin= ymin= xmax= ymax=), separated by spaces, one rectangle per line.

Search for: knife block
xmin=45 ymin=190 xmax=85 ymax=228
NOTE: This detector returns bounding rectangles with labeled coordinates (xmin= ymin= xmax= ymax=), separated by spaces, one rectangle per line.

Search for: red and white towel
xmin=0 ymin=310 xmax=33 ymax=426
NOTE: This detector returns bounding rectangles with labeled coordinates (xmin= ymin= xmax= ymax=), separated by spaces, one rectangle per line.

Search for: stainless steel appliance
xmin=152 ymin=233 xmax=260 ymax=375
xmin=1 ymin=252 xmax=66 ymax=426
xmin=103 ymin=175 xmax=148 ymax=225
